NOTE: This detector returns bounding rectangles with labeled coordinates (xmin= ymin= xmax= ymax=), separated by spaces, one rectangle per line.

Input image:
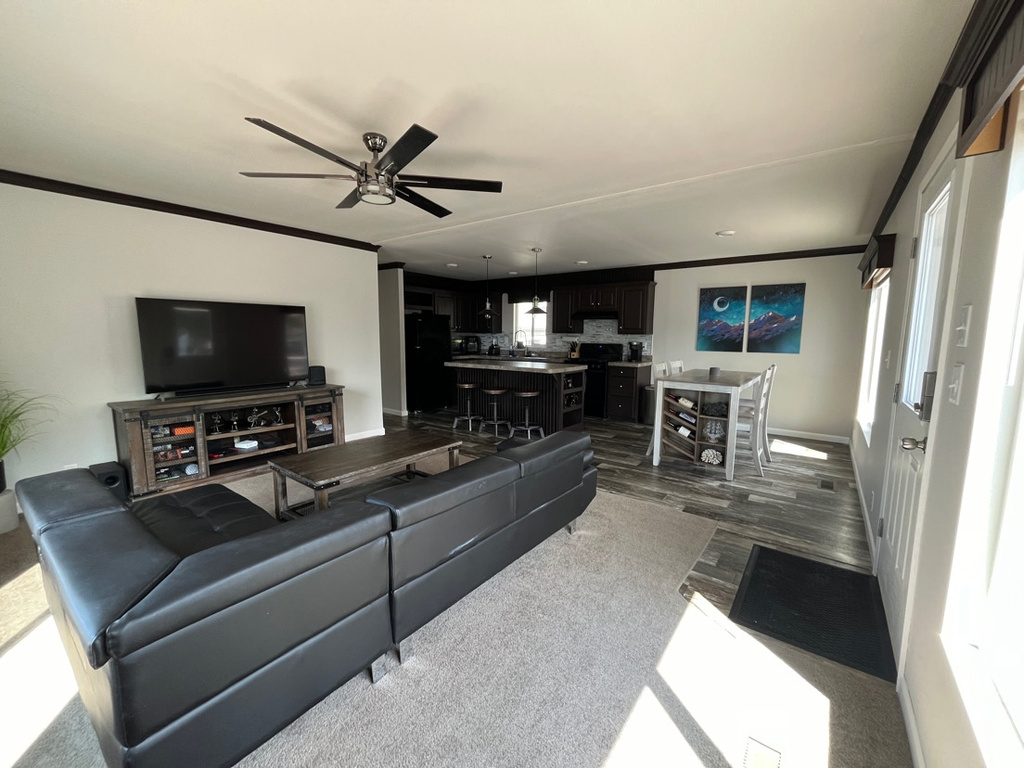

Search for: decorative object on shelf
xmin=229 ymin=411 xmax=240 ymax=431
xmin=708 ymin=366 xmax=721 ymax=378
xmin=272 ymin=406 xmax=283 ymax=425
xmin=697 ymin=286 xmax=747 ymax=352
xmin=172 ymin=425 xmax=195 ymax=436
xmin=701 ymin=448 xmax=724 ymax=465
xmin=527 ymin=247 xmax=546 ymax=315
xmin=748 ymin=282 xmax=806 ymax=354
xmin=210 ymin=413 xmax=223 ymax=434
xmin=184 ymin=463 xmax=200 ymax=476
xmin=247 ymin=408 xmax=268 ymax=429
xmin=0 ymin=383 xmax=55 ymax=493
xmin=702 ymin=420 xmax=725 ymax=443
xmin=702 ymin=401 xmax=728 ymax=417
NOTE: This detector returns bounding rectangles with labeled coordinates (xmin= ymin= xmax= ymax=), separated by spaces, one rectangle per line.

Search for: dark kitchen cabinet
xmin=618 ymin=282 xmax=656 ymax=334
xmin=434 ymin=292 xmax=456 ymax=330
xmin=578 ymin=284 xmax=618 ymax=310
xmin=551 ymin=288 xmax=578 ymax=333
xmin=606 ymin=364 xmax=650 ymax=422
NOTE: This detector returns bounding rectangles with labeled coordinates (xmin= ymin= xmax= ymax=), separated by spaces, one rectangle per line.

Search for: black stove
xmin=567 ymin=343 xmax=623 ymax=418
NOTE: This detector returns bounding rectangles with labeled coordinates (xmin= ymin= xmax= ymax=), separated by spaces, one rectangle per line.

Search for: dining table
xmin=652 ymin=368 xmax=762 ymax=481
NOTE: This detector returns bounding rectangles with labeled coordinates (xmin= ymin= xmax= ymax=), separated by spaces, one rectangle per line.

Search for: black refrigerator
xmin=405 ymin=313 xmax=454 ymax=412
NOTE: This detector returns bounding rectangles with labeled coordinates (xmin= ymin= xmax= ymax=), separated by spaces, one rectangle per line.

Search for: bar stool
xmin=453 ymin=381 xmax=481 ymax=430
xmin=480 ymin=387 xmax=512 ymax=437
xmin=511 ymin=390 xmax=545 ymax=440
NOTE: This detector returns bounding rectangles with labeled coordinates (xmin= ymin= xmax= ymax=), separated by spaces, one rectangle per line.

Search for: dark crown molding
xmin=0 ymin=169 xmax=380 ymax=253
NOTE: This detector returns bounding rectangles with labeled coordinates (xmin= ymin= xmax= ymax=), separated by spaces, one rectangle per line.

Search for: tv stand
xmin=109 ymin=384 xmax=345 ymax=498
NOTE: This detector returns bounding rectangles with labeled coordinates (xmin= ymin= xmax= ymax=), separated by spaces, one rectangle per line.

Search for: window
xmin=856 ymin=280 xmax=890 ymax=444
xmin=513 ymin=301 xmax=548 ymax=347
xmin=902 ymin=181 xmax=951 ymax=410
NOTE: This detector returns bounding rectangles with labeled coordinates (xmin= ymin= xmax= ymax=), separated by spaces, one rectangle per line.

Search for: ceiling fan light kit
xmin=241 ymin=118 xmax=502 ymax=218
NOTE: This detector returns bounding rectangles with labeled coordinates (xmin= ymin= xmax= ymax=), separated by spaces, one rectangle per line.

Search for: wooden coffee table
xmin=267 ymin=431 xmax=462 ymax=518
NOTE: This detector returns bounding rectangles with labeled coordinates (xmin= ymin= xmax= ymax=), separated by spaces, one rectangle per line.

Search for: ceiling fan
xmin=240 ymin=118 xmax=502 ymax=218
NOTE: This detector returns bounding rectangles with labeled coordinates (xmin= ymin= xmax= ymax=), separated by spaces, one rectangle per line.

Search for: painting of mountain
xmin=748 ymin=283 xmax=805 ymax=353
xmin=697 ymin=286 xmax=748 ymax=352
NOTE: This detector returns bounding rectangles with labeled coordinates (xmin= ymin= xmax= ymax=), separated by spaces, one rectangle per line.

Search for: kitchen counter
xmin=608 ymin=360 xmax=653 ymax=369
xmin=445 ymin=359 xmax=587 ymax=374
xmin=444 ymin=359 xmax=587 ymax=433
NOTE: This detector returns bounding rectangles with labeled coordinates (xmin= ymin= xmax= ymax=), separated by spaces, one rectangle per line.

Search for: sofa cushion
xmin=131 ymin=485 xmax=279 ymax=557
xmin=495 ymin=431 xmax=592 ymax=477
xmin=17 ymin=468 xmax=127 ymax=538
xmin=365 ymin=455 xmax=519 ymax=530
xmin=38 ymin=512 xmax=180 ymax=668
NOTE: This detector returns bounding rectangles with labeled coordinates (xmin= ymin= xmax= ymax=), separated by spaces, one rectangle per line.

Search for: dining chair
xmin=737 ymin=364 xmax=776 ymax=475
xmin=645 ymin=362 xmax=671 ymax=456
xmin=668 ymin=360 xmax=684 ymax=374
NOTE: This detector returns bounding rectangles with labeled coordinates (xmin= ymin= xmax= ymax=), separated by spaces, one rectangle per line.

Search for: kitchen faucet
xmin=512 ymin=330 xmax=529 ymax=357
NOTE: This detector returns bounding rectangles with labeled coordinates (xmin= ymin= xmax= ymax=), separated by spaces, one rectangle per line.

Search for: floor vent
xmin=743 ymin=737 xmax=781 ymax=768
xmin=819 ymin=479 xmax=835 ymax=490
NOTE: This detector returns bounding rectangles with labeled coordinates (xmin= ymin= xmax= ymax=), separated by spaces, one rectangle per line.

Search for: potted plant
xmin=0 ymin=384 xmax=54 ymax=493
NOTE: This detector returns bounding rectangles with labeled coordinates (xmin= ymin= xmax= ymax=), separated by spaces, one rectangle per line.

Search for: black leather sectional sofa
xmin=15 ymin=431 xmax=597 ymax=767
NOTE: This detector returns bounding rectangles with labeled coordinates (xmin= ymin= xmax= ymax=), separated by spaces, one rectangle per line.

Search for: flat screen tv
xmin=136 ymin=297 xmax=309 ymax=395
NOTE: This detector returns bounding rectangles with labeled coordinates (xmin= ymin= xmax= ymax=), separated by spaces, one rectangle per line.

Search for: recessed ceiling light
xmin=446 ymin=263 xmax=458 ymax=268
xmin=507 ymin=271 xmax=519 ymax=275
xmin=575 ymin=260 xmax=589 ymax=265
xmin=716 ymin=230 xmax=737 ymax=237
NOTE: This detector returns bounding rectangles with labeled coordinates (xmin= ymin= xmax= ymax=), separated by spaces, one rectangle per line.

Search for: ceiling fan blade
xmin=245 ymin=117 xmax=362 ymax=173
xmin=374 ymin=124 xmax=437 ymax=175
xmin=397 ymin=174 xmax=503 ymax=193
xmin=240 ymin=172 xmax=356 ymax=179
xmin=335 ymin=187 xmax=361 ymax=209
xmin=394 ymin=186 xmax=451 ymax=218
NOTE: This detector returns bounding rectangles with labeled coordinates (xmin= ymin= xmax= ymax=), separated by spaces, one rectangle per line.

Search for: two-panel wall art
xmin=696 ymin=283 xmax=805 ymax=354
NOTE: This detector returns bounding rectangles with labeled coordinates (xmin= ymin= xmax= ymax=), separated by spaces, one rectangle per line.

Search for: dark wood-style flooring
xmin=385 ymin=410 xmax=872 ymax=614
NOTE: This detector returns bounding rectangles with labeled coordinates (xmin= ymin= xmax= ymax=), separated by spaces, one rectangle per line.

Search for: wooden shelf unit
xmin=661 ymin=389 xmax=731 ymax=469
xmin=109 ymin=384 xmax=344 ymax=498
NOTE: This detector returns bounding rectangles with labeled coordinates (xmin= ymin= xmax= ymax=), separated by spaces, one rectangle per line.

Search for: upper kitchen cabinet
xmin=551 ymin=287 xmax=579 ymax=333
xmin=618 ymin=282 xmax=656 ymax=334
xmin=578 ymin=284 xmax=618 ymax=310
xmin=550 ymin=281 xmax=656 ymax=335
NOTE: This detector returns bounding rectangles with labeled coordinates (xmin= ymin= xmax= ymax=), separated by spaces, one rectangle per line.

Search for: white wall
xmin=0 ymin=184 xmax=384 ymax=485
xmin=377 ymin=267 xmax=407 ymax=415
xmin=653 ymin=255 xmax=870 ymax=440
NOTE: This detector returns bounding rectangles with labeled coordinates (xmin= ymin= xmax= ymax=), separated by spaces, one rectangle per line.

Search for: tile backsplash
xmin=462 ymin=318 xmax=652 ymax=359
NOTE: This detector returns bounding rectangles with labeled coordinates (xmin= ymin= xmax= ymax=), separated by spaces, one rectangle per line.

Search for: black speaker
xmin=307 ymin=365 xmax=326 ymax=386
xmin=89 ymin=461 xmax=128 ymax=502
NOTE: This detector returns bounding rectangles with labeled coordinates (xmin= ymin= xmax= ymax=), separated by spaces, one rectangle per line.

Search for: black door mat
xmin=729 ymin=545 xmax=897 ymax=682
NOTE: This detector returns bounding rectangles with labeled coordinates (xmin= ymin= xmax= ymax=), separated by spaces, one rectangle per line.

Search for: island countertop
xmin=445 ymin=359 xmax=588 ymax=374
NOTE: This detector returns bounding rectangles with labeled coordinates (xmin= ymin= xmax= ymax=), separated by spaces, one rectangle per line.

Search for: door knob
xmin=900 ymin=437 xmax=927 ymax=453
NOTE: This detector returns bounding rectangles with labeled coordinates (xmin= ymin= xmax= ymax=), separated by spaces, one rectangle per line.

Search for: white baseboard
xmin=851 ymin=451 xmax=879 ymax=567
xmin=345 ymin=427 xmax=386 ymax=441
xmin=898 ymin=681 xmax=926 ymax=767
xmin=768 ymin=427 xmax=851 ymax=445
xmin=382 ymin=407 xmax=408 ymax=417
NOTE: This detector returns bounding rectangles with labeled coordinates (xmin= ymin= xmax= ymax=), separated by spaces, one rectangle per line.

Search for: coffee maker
xmin=628 ymin=342 xmax=643 ymax=362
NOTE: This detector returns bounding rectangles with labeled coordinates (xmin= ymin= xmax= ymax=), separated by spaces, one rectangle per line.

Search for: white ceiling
xmin=0 ymin=1 xmax=973 ymax=279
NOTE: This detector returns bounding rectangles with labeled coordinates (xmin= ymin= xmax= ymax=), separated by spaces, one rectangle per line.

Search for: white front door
xmin=877 ymin=150 xmax=957 ymax=660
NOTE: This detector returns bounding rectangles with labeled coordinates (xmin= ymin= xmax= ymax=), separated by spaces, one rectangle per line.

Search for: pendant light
xmin=478 ymin=254 xmax=500 ymax=318
xmin=527 ymin=247 xmax=547 ymax=315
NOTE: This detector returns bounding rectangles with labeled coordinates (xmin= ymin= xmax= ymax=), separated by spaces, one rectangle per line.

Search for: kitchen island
xmin=444 ymin=358 xmax=588 ymax=434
